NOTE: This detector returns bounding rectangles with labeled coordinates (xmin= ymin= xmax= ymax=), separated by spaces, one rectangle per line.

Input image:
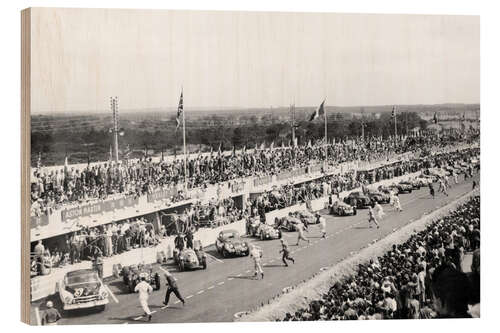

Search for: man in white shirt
xmin=134 ymin=277 xmax=153 ymax=321
xmin=250 ymin=245 xmax=264 ymax=280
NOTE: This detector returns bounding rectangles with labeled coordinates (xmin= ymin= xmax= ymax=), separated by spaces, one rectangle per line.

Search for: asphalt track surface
xmin=33 ymin=173 xmax=479 ymax=325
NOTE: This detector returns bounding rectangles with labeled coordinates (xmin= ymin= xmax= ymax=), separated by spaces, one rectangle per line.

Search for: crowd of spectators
xmin=30 ymin=134 xmax=475 ymax=217
xmin=280 ymin=196 xmax=480 ymax=321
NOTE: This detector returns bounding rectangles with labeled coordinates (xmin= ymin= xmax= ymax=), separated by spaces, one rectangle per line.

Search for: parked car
xmin=297 ymin=210 xmax=318 ymax=225
xmin=378 ymin=185 xmax=398 ymax=196
xmin=173 ymin=240 xmax=207 ymax=271
xmin=255 ymin=222 xmax=282 ymax=240
xmin=276 ymin=214 xmax=303 ymax=232
xmin=215 ymin=229 xmax=250 ymax=257
xmin=365 ymin=190 xmax=391 ymax=204
xmin=58 ymin=269 xmax=109 ymax=311
xmin=399 ymin=179 xmax=420 ymax=190
xmin=343 ymin=191 xmax=372 ymax=208
xmin=329 ymin=200 xmax=356 ymax=216
xmin=121 ymin=263 xmax=161 ymax=293
xmin=389 ymin=182 xmax=413 ymax=194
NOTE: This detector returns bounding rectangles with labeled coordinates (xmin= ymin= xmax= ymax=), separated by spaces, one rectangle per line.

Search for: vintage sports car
xmin=58 ymin=269 xmax=109 ymax=311
xmin=378 ymin=185 xmax=398 ymax=196
xmin=416 ymin=175 xmax=434 ymax=186
xmin=297 ymin=210 xmax=318 ymax=225
xmin=365 ymin=190 xmax=391 ymax=204
xmin=329 ymin=200 xmax=356 ymax=216
xmin=254 ymin=222 xmax=282 ymax=240
xmin=392 ymin=181 xmax=414 ymax=193
xmin=343 ymin=191 xmax=373 ymax=208
xmin=400 ymin=179 xmax=420 ymax=190
xmin=173 ymin=240 xmax=207 ymax=271
xmin=121 ymin=263 xmax=161 ymax=293
xmin=276 ymin=215 xmax=303 ymax=232
xmin=247 ymin=217 xmax=262 ymax=236
xmin=215 ymin=229 xmax=250 ymax=257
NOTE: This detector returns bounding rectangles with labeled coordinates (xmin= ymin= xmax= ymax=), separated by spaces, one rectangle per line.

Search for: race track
xmin=31 ymin=173 xmax=479 ymax=325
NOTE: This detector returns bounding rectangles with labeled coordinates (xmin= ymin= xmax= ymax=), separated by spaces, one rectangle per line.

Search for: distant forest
xmin=31 ymin=104 xmax=479 ymax=166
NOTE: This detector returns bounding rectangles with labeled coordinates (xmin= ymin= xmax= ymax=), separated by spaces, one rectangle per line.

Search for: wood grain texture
xmin=21 ymin=7 xmax=31 ymax=325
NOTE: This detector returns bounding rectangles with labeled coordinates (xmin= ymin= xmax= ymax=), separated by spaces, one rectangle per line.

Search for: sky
xmin=30 ymin=8 xmax=479 ymax=113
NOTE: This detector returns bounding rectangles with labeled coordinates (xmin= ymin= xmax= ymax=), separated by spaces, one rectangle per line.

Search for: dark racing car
xmin=173 ymin=240 xmax=207 ymax=271
xmin=120 ymin=263 xmax=161 ymax=293
xmin=365 ymin=189 xmax=391 ymax=204
xmin=329 ymin=200 xmax=356 ymax=216
xmin=58 ymin=269 xmax=109 ymax=311
xmin=343 ymin=191 xmax=372 ymax=208
xmin=215 ymin=229 xmax=250 ymax=258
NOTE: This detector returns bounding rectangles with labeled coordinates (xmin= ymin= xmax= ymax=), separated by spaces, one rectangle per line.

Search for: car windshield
xmin=223 ymin=232 xmax=239 ymax=239
xmin=67 ymin=272 xmax=99 ymax=285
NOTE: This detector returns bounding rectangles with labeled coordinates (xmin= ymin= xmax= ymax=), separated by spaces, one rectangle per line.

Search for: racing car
xmin=173 ymin=240 xmax=207 ymax=271
xmin=378 ymin=185 xmax=398 ymax=196
xmin=365 ymin=189 xmax=391 ymax=204
xmin=343 ymin=191 xmax=373 ymax=208
xmin=329 ymin=200 xmax=356 ymax=216
xmin=121 ymin=263 xmax=161 ymax=293
xmin=256 ymin=222 xmax=282 ymax=240
xmin=399 ymin=179 xmax=420 ymax=190
xmin=276 ymin=214 xmax=303 ymax=232
xmin=215 ymin=229 xmax=250 ymax=258
xmin=389 ymin=182 xmax=413 ymax=194
xmin=58 ymin=269 xmax=109 ymax=311
xmin=297 ymin=210 xmax=318 ymax=225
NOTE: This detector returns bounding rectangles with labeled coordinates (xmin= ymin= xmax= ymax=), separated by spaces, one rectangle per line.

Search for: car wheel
xmin=202 ymin=258 xmax=207 ymax=269
xmin=353 ymin=208 xmax=357 ymax=215
xmin=277 ymin=230 xmax=282 ymax=239
xmin=96 ymin=305 xmax=106 ymax=312
xmin=179 ymin=261 xmax=185 ymax=271
xmin=260 ymin=232 xmax=264 ymax=240
xmin=222 ymin=249 xmax=228 ymax=258
xmin=128 ymin=280 xmax=135 ymax=293
xmin=154 ymin=273 xmax=161 ymax=291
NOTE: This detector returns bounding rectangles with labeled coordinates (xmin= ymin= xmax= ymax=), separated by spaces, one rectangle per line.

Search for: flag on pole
xmin=176 ymin=89 xmax=184 ymax=130
xmin=270 ymin=141 xmax=274 ymax=151
xmin=218 ymin=142 xmax=222 ymax=156
xmin=109 ymin=145 xmax=113 ymax=162
xmin=391 ymin=106 xmax=396 ymax=119
xmin=210 ymin=145 xmax=213 ymax=158
xmin=433 ymin=112 xmax=438 ymax=124
xmin=36 ymin=152 xmax=42 ymax=169
xmin=309 ymin=100 xmax=326 ymax=121
xmin=64 ymin=154 xmax=69 ymax=175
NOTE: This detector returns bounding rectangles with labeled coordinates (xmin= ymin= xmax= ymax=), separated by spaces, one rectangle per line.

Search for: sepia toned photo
xmin=22 ymin=8 xmax=480 ymax=325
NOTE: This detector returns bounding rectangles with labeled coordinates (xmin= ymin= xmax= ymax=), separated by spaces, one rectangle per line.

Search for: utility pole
xmin=110 ymin=97 xmax=119 ymax=163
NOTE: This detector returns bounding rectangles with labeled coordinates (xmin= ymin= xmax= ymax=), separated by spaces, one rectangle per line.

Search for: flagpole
xmin=182 ymin=87 xmax=187 ymax=189
xmin=394 ymin=106 xmax=397 ymax=144
xmin=324 ymin=100 xmax=328 ymax=163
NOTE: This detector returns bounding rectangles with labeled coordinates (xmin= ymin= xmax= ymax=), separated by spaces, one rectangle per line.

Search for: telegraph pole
xmin=110 ymin=97 xmax=119 ymax=163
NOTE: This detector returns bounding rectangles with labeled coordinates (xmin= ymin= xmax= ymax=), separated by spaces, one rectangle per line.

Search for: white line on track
xmin=34 ymin=307 xmax=41 ymax=326
xmin=217 ymin=281 xmax=225 ymax=285
xmin=245 ymin=269 xmax=251 ymax=273
xmin=133 ymin=316 xmax=143 ymax=321
xmin=186 ymin=295 xmax=193 ymax=299
xmin=227 ymin=277 xmax=234 ymax=281
xmin=161 ymin=305 xmax=168 ymax=310
xmin=207 ymin=285 xmax=215 ymax=290
xmin=197 ymin=290 xmax=205 ymax=295
xmin=205 ymin=252 xmax=224 ymax=263
xmin=175 ymin=300 xmax=180 ymax=304
xmin=105 ymin=284 xmax=119 ymax=304
xmin=236 ymin=273 xmax=242 ymax=277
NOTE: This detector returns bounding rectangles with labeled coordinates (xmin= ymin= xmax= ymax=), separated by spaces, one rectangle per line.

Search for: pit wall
xmin=30 ymin=170 xmax=422 ymax=301
xmin=238 ymin=189 xmax=479 ymax=322
xmin=30 ymin=220 xmax=246 ymax=301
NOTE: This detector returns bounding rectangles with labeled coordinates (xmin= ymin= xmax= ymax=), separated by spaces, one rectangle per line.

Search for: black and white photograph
xmin=21 ymin=7 xmax=480 ymax=325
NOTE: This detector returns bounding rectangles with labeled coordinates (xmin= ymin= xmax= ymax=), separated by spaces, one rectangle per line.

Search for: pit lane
xmin=31 ymin=173 xmax=479 ymax=324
